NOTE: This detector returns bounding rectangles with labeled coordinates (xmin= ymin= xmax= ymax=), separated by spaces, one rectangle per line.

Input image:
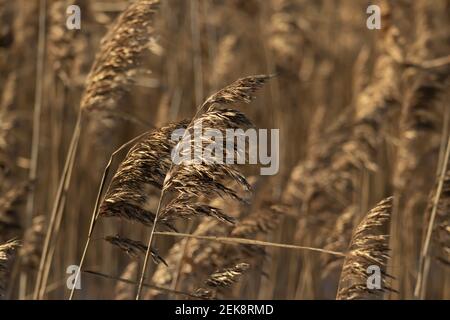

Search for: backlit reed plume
xmin=135 ymin=75 xmax=272 ymax=299
xmin=194 ymin=263 xmax=250 ymax=299
xmin=81 ymin=0 xmax=161 ymax=116
xmin=99 ymin=120 xmax=188 ymax=230
xmin=336 ymin=197 xmax=394 ymax=300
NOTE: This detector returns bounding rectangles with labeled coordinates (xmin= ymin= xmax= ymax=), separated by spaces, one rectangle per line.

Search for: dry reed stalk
xmin=68 ymin=126 xmax=171 ymax=300
xmin=229 ymin=204 xmax=284 ymax=258
xmin=45 ymin=1 xmax=93 ymax=300
xmin=84 ymin=269 xmax=202 ymax=300
xmin=146 ymin=218 xmax=231 ymax=299
xmin=38 ymin=122 xmax=82 ymax=299
xmin=414 ymin=138 xmax=450 ymax=298
xmin=34 ymin=114 xmax=80 ymax=299
xmin=25 ymin=0 xmax=45 ymax=299
xmin=155 ymin=232 xmax=346 ymax=257
xmin=99 ymin=121 xmax=188 ymax=228
xmin=147 ymin=200 xmax=283 ymax=299
xmin=336 ymin=197 xmax=394 ymax=300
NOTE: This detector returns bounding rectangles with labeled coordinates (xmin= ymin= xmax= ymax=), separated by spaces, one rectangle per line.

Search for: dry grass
xmin=336 ymin=197 xmax=394 ymax=300
xmin=0 ymin=0 xmax=449 ymax=300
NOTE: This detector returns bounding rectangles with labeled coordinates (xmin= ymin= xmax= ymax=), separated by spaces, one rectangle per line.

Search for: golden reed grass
xmin=0 ymin=0 xmax=449 ymax=300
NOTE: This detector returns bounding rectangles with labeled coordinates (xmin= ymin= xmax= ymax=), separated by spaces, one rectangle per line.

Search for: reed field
xmin=0 ymin=0 xmax=449 ymax=300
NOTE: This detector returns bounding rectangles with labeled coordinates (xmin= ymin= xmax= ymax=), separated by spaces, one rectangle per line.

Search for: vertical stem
xmin=21 ymin=0 xmax=46 ymax=300
xmin=38 ymin=134 xmax=78 ymax=299
xmin=159 ymin=1 xmax=205 ymax=297
xmin=190 ymin=0 xmax=203 ymax=107
xmin=134 ymin=83 xmax=208 ymax=300
xmin=414 ymin=136 xmax=450 ymax=298
xmin=34 ymin=113 xmax=81 ymax=299
xmin=135 ymin=192 xmax=164 ymax=299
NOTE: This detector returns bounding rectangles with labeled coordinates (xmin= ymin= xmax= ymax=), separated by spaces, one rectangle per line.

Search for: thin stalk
xmin=84 ymin=270 xmax=205 ymax=299
xmin=419 ymin=107 xmax=450 ymax=299
xmin=135 ymin=192 xmax=163 ymax=299
xmin=168 ymin=1 xmax=204 ymax=283
xmin=154 ymin=231 xmax=346 ymax=257
xmin=38 ymin=133 xmax=78 ymax=299
xmin=21 ymin=0 xmax=46 ymax=300
xmin=416 ymin=54 xmax=450 ymax=69
xmin=414 ymin=136 xmax=450 ymax=298
xmin=69 ymin=131 xmax=152 ymax=300
xmin=33 ymin=112 xmax=81 ymax=300
xmin=135 ymin=102 xmax=207 ymax=300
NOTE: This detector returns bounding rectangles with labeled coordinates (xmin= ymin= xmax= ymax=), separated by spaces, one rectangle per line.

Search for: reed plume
xmin=194 ymin=263 xmax=250 ymax=299
xmin=99 ymin=120 xmax=188 ymax=229
xmin=81 ymin=0 xmax=160 ymax=116
xmin=336 ymin=197 xmax=394 ymax=300
xmin=105 ymin=234 xmax=166 ymax=265
xmin=136 ymin=74 xmax=272 ymax=299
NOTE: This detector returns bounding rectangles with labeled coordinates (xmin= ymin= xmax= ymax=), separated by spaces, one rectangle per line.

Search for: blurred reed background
xmin=0 ymin=0 xmax=449 ymax=300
